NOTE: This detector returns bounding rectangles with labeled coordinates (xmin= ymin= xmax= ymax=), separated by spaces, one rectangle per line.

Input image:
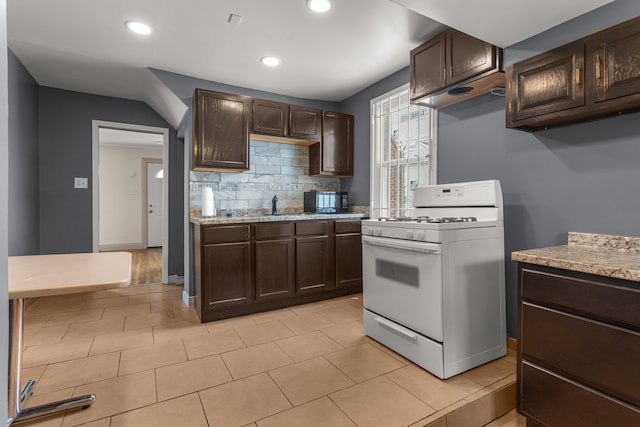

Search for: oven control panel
xmin=414 ymin=180 xmax=501 ymax=208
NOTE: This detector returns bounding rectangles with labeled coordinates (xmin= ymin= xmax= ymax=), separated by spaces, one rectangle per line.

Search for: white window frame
xmin=369 ymin=83 xmax=438 ymax=219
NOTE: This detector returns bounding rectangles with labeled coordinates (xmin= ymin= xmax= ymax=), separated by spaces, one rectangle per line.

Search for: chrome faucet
xmin=271 ymin=195 xmax=278 ymax=215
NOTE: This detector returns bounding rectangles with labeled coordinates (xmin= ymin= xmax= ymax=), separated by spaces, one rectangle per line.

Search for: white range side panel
xmin=441 ymin=228 xmax=506 ymax=377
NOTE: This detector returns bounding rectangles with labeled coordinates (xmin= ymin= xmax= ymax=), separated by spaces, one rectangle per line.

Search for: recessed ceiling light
xmin=260 ymin=56 xmax=280 ymax=67
xmin=307 ymin=0 xmax=331 ymax=13
xmin=125 ymin=20 xmax=152 ymax=35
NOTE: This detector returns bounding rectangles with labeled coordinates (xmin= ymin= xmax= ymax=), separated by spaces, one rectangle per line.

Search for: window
xmin=370 ymin=83 xmax=437 ymax=219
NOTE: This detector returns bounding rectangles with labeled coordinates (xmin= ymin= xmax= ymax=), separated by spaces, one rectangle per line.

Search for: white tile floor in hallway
xmin=18 ymin=283 xmax=524 ymax=427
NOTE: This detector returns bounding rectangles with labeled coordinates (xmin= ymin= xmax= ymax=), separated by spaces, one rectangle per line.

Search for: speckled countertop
xmin=512 ymin=232 xmax=640 ymax=282
xmin=191 ymin=213 xmax=367 ymax=225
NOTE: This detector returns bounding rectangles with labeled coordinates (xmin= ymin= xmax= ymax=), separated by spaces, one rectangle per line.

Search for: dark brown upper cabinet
xmin=587 ymin=20 xmax=640 ymax=105
xmin=252 ymin=99 xmax=288 ymax=137
xmin=289 ymin=105 xmax=322 ymax=141
xmin=251 ymin=100 xmax=321 ymax=143
xmin=309 ymin=111 xmax=354 ymax=177
xmin=192 ymin=89 xmax=250 ymax=171
xmin=506 ymin=40 xmax=585 ymax=125
xmin=410 ymin=28 xmax=502 ymax=107
xmin=507 ymin=16 xmax=640 ymax=131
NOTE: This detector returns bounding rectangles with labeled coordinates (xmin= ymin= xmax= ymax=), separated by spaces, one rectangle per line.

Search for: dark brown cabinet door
xmin=587 ymin=20 xmax=640 ymax=104
xmin=310 ymin=111 xmax=354 ymax=177
xmin=289 ymin=105 xmax=321 ymax=141
xmin=506 ymin=40 xmax=585 ymax=125
xmin=335 ymin=234 xmax=362 ymax=288
xmin=447 ymin=29 xmax=497 ymax=85
xmin=202 ymin=242 xmax=252 ymax=312
xmin=252 ymin=99 xmax=288 ymax=137
xmin=410 ymin=31 xmax=446 ymax=101
xmin=193 ymin=89 xmax=250 ymax=171
xmin=296 ymin=236 xmax=330 ymax=293
xmin=255 ymin=238 xmax=294 ymax=301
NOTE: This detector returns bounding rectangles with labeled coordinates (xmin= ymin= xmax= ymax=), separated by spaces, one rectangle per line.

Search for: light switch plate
xmin=74 ymin=177 xmax=88 ymax=189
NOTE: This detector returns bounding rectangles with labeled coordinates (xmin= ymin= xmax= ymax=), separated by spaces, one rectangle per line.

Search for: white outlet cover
xmin=74 ymin=177 xmax=88 ymax=189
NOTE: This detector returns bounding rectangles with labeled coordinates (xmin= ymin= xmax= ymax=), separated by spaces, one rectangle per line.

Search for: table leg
xmin=7 ymin=299 xmax=96 ymax=426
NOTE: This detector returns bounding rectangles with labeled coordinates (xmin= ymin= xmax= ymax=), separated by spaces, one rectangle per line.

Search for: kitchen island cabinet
xmin=512 ymin=232 xmax=640 ymax=426
xmin=192 ymin=215 xmax=364 ymax=322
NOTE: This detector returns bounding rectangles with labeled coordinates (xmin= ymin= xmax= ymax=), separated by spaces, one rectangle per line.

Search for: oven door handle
xmin=362 ymin=235 xmax=441 ymax=254
xmin=374 ymin=316 xmax=418 ymax=340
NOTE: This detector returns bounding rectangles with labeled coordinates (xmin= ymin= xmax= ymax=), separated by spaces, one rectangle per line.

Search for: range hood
xmin=415 ymin=68 xmax=506 ymax=109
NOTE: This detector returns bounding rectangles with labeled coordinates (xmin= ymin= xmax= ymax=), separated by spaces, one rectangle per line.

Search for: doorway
xmin=92 ymin=120 xmax=170 ymax=284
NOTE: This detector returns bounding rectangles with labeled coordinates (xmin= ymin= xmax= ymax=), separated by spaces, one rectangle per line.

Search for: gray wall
xmin=38 ymin=87 xmax=184 ymax=275
xmin=1 ymin=0 xmax=10 ymax=420
xmin=8 ymin=50 xmax=39 ymax=255
xmin=339 ymin=68 xmax=411 ymax=206
xmin=438 ymin=0 xmax=640 ymax=338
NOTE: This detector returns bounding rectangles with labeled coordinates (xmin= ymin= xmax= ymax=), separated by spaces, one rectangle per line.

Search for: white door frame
xmin=92 ymin=120 xmax=170 ymax=284
xmin=142 ymin=158 xmax=163 ymax=248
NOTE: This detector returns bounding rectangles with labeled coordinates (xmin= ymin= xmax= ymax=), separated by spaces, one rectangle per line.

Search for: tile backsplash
xmin=190 ymin=140 xmax=340 ymax=217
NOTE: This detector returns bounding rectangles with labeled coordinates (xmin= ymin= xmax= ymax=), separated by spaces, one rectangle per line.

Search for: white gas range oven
xmin=362 ymin=180 xmax=506 ymax=379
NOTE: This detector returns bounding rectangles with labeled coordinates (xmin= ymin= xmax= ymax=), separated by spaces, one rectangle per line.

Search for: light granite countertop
xmin=191 ymin=213 xmax=367 ymax=225
xmin=511 ymin=232 xmax=640 ymax=283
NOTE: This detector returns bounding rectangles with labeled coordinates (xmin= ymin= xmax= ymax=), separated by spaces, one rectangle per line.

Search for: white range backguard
xmin=362 ymin=180 xmax=506 ymax=379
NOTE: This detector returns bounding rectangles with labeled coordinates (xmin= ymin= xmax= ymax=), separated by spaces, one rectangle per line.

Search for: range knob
xmin=405 ymin=230 xmax=415 ymax=239
xmin=365 ymin=227 xmax=373 ymax=235
xmin=416 ymin=231 xmax=426 ymax=240
xmin=375 ymin=228 xmax=383 ymax=236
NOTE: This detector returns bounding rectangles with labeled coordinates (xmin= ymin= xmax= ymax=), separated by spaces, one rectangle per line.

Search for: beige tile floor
xmin=19 ymin=284 xmax=525 ymax=427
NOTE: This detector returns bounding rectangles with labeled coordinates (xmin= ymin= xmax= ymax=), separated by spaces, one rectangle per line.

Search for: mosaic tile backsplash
xmin=190 ymin=140 xmax=341 ymax=217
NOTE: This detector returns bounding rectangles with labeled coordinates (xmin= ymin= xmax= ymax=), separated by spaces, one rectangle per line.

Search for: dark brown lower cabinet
xmin=517 ymin=263 xmax=640 ymax=426
xmin=194 ymin=225 xmax=252 ymax=321
xmin=255 ymin=238 xmax=294 ymax=300
xmin=195 ymin=219 xmax=362 ymax=322
xmin=334 ymin=220 xmax=362 ymax=288
xmin=296 ymin=235 xmax=330 ymax=293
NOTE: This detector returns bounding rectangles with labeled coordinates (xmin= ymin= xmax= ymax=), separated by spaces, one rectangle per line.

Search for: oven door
xmin=362 ymin=235 xmax=443 ymax=342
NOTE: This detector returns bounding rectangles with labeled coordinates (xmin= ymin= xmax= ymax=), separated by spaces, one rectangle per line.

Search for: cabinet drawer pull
xmin=575 ymin=66 xmax=582 ymax=85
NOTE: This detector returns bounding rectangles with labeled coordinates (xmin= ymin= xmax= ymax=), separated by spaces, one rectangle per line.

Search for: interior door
xmin=146 ymin=162 xmax=163 ymax=247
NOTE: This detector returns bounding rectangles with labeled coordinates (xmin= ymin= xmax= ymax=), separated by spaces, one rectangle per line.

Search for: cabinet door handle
xmin=595 ymin=54 xmax=602 ymax=83
xmin=575 ymin=66 xmax=582 ymax=85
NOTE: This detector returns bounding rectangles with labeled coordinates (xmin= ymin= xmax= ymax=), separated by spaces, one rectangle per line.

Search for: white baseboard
xmin=182 ymin=290 xmax=196 ymax=308
xmin=99 ymin=243 xmax=145 ymax=251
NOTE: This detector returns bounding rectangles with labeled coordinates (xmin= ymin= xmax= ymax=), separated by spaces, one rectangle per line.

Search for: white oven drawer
xmin=364 ymin=309 xmax=444 ymax=379
xmin=362 ymin=235 xmax=443 ymax=341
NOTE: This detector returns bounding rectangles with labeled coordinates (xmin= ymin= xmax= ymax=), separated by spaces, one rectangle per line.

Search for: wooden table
xmin=7 ymin=252 xmax=131 ymax=426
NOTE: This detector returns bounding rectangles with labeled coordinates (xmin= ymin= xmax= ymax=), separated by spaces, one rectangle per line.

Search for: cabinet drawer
xmin=334 ymin=220 xmax=361 ymax=234
xmin=296 ymin=221 xmax=327 ymax=236
xmin=202 ymin=225 xmax=250 ymax=244
xmin=521 ymin=267 xmax=640 ymax=329
xmin=520 ymin=362 xmax=640 ymax=426
xmin=253 ymin=222 xmax=294 ymax=240
xmin=522 ymin=303 xmax=640 ymax=407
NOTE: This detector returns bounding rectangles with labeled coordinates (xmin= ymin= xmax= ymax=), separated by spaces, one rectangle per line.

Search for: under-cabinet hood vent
xmin=414 ymin=65 xmax=505 ymax=109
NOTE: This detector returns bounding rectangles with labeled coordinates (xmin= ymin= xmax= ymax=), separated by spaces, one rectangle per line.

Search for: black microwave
xmin=304 ymin=191 xmax=348 ymax=214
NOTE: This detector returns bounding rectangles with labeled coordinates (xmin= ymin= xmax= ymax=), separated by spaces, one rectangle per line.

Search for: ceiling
xmin=7 ymin=0 xmax=615 ymax=125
